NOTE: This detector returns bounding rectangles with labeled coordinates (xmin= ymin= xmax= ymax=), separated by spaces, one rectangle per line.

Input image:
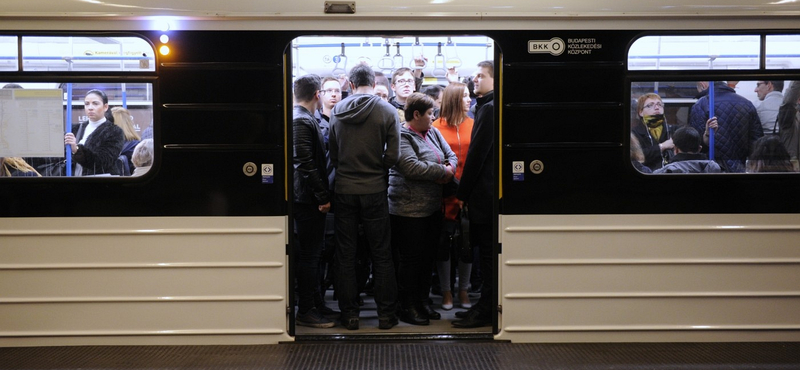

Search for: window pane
xmin=631 ymin=80 xmax=799 ymax=174
xmin=628 ymin=35 xmax=760 ymax=71
xmin=766 ymin=35 xmax=800 ymax=70
xmin=0 ymin=82 xmax=154 ymax=177
xmin=22 ymin=36 xmax=155 ymax=72
xmin=0 ymin=36 xmax=19 ymax=72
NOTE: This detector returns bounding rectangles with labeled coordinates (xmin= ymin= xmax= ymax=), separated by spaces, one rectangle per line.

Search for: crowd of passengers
xmin=632 ymin=80 xmax=800 ymax=174
xmin=292 ymin=59 xmax=496 ymax=330
xmin=0 ymin=84 xmax=153 ymax=178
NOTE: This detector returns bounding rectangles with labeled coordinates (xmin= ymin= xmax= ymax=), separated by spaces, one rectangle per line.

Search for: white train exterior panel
xmin=498 ymin=214 xmax=800 ymax=342
xmin=0 ymin=217 xmax=290 ymax=347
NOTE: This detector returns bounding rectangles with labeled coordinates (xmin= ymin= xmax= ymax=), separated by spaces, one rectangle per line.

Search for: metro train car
xmin=1 ymin=0 xmax=800 ymax=346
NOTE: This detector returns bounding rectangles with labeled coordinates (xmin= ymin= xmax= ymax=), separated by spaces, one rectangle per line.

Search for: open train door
xmin=288 ymin=35 xmax=497 ymax=339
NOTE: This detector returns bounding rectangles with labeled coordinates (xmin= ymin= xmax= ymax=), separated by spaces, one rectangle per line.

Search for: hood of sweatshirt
xmin=333 ymin=94 xmax=383 ymax=124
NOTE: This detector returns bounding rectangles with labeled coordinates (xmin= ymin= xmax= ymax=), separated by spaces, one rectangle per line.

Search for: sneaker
xmin=317 ymin=304 xmax=341 ymax=320
xmin=341 ymin=317 xmax=359 ymax=330
xmin=378 ymin=316 xmax=398 ymax=330
xmin=296 ymin=308 xmax=335 ymax=328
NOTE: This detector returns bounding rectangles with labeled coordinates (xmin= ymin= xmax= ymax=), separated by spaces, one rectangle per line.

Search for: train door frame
xmin=285 ymin=33 xmax=501 ymax=340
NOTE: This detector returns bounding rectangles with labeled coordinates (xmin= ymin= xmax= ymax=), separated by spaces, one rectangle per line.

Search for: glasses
xmin=643 ymin=102 xmax=663 ymax=109
xmin=321 ymin=88 xmax=341 ymax=95
xmin=394 ymin=79 xmax=414 ymax=86
xmin=756 ymin=82 xmax=767 ymax=87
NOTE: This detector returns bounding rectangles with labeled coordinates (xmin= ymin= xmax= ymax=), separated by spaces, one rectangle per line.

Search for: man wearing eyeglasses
xmin=314 ymin=76 xmax=343 ymax=317
xmin=389 ymin=67 xmax=424 ymax=123
xmin=754 ymin=80 xmax=784 ymax=136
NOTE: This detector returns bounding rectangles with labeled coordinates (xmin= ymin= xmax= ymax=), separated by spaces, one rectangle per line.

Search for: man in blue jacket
xmin=690 ymin=81 xmax=763 ymax=173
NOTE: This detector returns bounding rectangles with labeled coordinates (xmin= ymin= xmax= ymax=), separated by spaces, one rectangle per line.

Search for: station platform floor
xmin=3 ymin=292 xmax=799 ymax=369
xmin=2 ymin=342 xmax=799 ymax=370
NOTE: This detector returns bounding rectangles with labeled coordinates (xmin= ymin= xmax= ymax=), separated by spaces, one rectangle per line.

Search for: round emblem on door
xmin=243 ymin=162 xmax=258 ymax=176
xmin=529 ymin=160 xmax=544 ymax=174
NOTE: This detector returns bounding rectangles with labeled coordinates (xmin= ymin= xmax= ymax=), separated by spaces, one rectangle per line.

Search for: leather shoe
xmin=399 ymin=306 xmax=430 ymax=326
xmin=452 ymin=309 xmax=490 ymax=328
xmin=341 ymin=317 xmax=359 ymax=330
xmin=378 ymin=316 xmax=398 ymax=330
xmin=422 ymin=304 xmax=441 ymax=320
xmin=455 ymin=310 xmax=472 ymax=319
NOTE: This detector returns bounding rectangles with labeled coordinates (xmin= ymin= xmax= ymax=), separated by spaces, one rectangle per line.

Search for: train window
xmin=628 ymin=35 xmax=761 ymax=70
xmin=629 ymin=34 xmax=800 ymax=175
xmin=766 ymin=35 xmax=800 ymax=69
xmin=631 ymin=80 xmax=799 ymax=174
xmin=0 ymin=36 xmax=19 ymax=72
xmin=292 ymin=36 xmax=494 ymax=86
xmin=0 ymin=82 xmax=154 ymax=177
xmin=21 ymin=36 xmax=155 ymax=72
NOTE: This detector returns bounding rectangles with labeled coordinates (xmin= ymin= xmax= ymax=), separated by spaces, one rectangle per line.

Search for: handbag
xmin=438 ymin=219 xmax=461 ymax=261
xmin=442 ymin=177 xmax=459 ymax=198
xmin=457 ymin=208 xmax=472 ymax=264
xmin=36 ymin=159 xmax=67 ymax=177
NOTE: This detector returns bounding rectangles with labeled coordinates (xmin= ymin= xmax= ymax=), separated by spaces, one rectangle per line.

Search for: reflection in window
xmin=766 ymin=35 xmax=800 ymax=69
xmin=22 ymin=36 xmax=155 ymax=72
xmin=0 ymin=36 xmax=19 ymax=72
xmin=628 ymin=35 xmax=760 ymax=70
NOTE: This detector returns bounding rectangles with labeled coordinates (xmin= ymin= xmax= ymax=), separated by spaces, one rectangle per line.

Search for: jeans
xmin=334 ymin=191 xmax=397 ymax=319
xmin=294 ymin=202 xmax=327 ymax=314
xmin=390 ymin=211 xmax=442 ymax=307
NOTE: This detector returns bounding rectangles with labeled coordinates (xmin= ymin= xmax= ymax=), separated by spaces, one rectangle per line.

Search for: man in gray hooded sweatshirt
xmin=329 ymin=63 xmax=401 ymax=330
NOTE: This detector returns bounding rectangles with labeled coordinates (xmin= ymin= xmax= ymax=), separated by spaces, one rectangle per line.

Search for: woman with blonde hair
xmin=131 ymin=138 xmax=153 ymax=176
xmin=111 ymin=106 xmax=141 ymax=175
xmin=432 ymin=82 xmax=474 ymax=310
xmin=0 ymin=157 xmax=40 ymax=177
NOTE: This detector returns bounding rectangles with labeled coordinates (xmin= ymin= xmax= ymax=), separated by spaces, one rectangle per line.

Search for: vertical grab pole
xmin=65 ymin=83 xmax=73 ymax=177
xmin=122 ymin=82 xmax=127 ymax=109
xmin=708 ymin=81 xmax=715 ymax=161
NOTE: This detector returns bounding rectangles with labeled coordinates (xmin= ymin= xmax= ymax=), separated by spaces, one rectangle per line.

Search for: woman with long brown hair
xmin=432 ymin=82 xmax=474 ymax=310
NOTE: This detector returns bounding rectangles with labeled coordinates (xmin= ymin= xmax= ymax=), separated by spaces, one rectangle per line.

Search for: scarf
xmin=643 ymin=114 xmax=665 ymax=143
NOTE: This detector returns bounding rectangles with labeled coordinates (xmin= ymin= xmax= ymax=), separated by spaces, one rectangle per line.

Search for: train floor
xmin=2 ymin=342 xmax=798 ymax=369
xmin=294 ymin=286 xmax=491 ymax=338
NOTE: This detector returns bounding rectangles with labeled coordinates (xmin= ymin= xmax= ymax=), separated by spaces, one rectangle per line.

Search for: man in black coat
xmin=292 ymin=74 xmax=335 ymax=328
xmin=453 ymin=61 xmax=495 ymax=328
